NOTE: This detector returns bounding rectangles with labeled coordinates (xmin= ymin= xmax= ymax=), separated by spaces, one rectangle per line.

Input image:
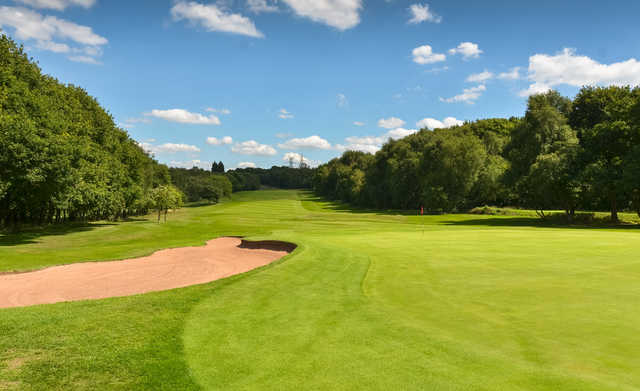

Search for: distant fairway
xmin=1 ymin=190 xmax=639 ymax=390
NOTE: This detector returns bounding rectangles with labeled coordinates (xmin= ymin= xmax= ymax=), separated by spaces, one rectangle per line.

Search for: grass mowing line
xmin=1 ymin=190 xmax=639 ymax=389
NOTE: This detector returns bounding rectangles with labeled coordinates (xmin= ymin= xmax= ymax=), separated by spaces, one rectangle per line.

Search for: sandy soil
xmin=0 ymin=237 xmax=294 ymax=309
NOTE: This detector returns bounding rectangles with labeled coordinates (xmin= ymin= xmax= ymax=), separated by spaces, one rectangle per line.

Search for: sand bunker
xmin=0 ymin=237 xmax=295 ymax=309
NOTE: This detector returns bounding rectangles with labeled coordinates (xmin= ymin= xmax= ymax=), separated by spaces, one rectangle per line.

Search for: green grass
xmin=1 ymin=190 xmax=639 ymax=390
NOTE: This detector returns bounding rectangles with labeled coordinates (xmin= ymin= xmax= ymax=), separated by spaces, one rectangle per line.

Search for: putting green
xmin=1 ymin=190 xmax=639 ymax=390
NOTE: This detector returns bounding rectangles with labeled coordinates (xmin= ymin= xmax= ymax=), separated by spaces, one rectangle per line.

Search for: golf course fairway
xmin=1 ymin=190 xmax=639 ymax=390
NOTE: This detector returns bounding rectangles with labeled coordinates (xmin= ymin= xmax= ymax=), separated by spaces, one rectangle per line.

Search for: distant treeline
xmin=0 ymin=34 xmax=179 ymax=227
xmin=169 ymin=167 xmax=232 ymax=203
xmin=226 ymin=166 xmax=314 ymax=191
xmin=314 ymin=87 xmax=640 ymax=221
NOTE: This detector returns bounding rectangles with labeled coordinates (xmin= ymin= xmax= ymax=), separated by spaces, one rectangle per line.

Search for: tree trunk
xmin=610 ymin=191 xmax=618 ymax=222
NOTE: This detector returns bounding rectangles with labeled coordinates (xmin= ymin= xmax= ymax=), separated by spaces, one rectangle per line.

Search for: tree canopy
xmin=0 ymin=34 xmax=172 ymax=227
xmin=314 ymin=87 xmax=640 ymax=221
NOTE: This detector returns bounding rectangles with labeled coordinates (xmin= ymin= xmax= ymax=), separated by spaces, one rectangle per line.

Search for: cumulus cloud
xmin=278 ymin=108 xmax=294 ymax=119
xmin=278 ymin=135 xmax=332 ymax=150
xmin=68 ymin=55 xmax=101 ymax=64
xmin=386 ymin=127 xmax=418 ymax=139
xmin=498 ymin=67 xmax=520 ymax=80
xmin=378 ymin=117 xmax=405 ymax=129
xmin=520 ymin=48 xmax=640 ymax=96
xmin=13 ymin=0 xmax=95 ymax=10
xmin=0 ymin=6 xmax=107 ymax=63
xmin=412 ymin=44 xmax=446 ymax=64
xmin=466 ymin=70 xmax=494 ymax=83
xmin=171 ymin=1 xmax=264 ymax=38
xmin=336 ymin=128 xmax=418 ymax=154
xmin=206 ymin=136 xmax=233 ymax=145
xmin=206 ymin=107 xmax=231 ymax=115
xmin=247 ymin=0 xmax=278 ymax=13
xmin=139 ymin=142 xmax=201 ymax=154
xmin=232 ymin=140 xmax=277 ymax=156
xmin=439 ymin=85 xmax=486 ymax=104
xmin=237 ymin=161 xmax=257 ymax=168
xmin=416 ymin=116 xmax=463 ymax=130
xmin=280 ymin=0 xmax=362 ymax=31
xmin=408 ymin=3 xmax=441 ymax=24
xmin=448 ymin=42 xmax=482 ymax=60
xmin=35 ymin=40 xmax=70 ymax=53
xmin=282 ymin=152 xmax=318 ymax=167
xmin=147 ymin=109 xmax=221 ymax=125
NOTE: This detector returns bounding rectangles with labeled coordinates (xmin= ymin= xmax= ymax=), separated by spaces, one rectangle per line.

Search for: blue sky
xmin=1 ymin=0 xmax=640 ymax=169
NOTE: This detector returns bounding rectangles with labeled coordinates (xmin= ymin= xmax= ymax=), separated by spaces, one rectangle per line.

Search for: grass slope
xmin=1 ymin=190 xmax=639 ymax=390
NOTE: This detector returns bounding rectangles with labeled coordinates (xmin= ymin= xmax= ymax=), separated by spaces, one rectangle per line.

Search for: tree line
xmin=314 ymin=87 xmax=640 ymax=221
xmin=226 ymin=166 xmax=314 ymax=192
xmin=0 ymin=34 xmax=183 ymax=228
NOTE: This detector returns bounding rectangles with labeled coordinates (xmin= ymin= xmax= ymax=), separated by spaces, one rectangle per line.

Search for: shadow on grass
xmin=0 ymin=218 xmax=148 ymax=246
xmin=441 ymin=217 xmax=640 ymax=230
xmin=302 ymin=192 xmax=640 ymax=230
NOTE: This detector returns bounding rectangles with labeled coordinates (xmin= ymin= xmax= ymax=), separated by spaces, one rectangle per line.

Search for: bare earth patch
xmin=0 ymin=237 xmax=294 ymax=309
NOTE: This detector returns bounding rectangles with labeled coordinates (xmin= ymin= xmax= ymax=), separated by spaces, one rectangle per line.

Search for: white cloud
xmin=337 ymin=93 xmax=348 ymax=108
xmin=386 ymin=127 xmax=418 ymax=139
xmin=278 ymin=135 xmax=332 ymax=150
xmin=169 ymin=159 xmax=211 ymax=169
xmin=424 ymin=65 xmax=449 ymax=74
xmin=155 ymin=143 xmax=201 ymax=153
xmin=147 ymin=109 xmax=221 ymax=125
xmin=278 ymin=108 xmax=294 ymax=119
xmin=336 ymin=127 xmax=418 ymax=154
xmin=247 ymin=0 xmax=279 ymax=13
xmin=448 ymin=42 xmax=482 ymax=60
xmin=0 ymin=6 xmax=107 ymax=62
xmin=378 ymin=117 xmax=405 ymax=129
xmin=35 ymin=40 xmax=70 ymax=53
xmin=519 ymin=83 xmax=552 ymax=97
xmin=498 ymin=67 xmax=520 ymax=80
xmin=335 ymin=142 xmax=380 ymax=154
xmin=408 ymin=3 xmax=441 ymax=24
xmin=416 ymin=116 xmax=463 ymax=130
xmin=206 ymin=136 xmax=233 ymax=145
xmin=171 ymin=1 xmax=264 ymax=38
xmin=466 ymin=70 xmax=494 ymax=83
xmin=139 ymin=142 xmax=201 ymax=155
xmin=206 ymin=107 xmax=231 ymax=115
xmin=13 ymin=0 xmax=95 ymax=10
xmin=282 ymin=152 xmax=318 ymax=167
xmin=68 ymin=55 xmax=101 ymax=64
xmin=232 ymin=140 xmax=277 ymax=156
xmin=439 ymin=85 xmax=486 ymax=104
xmin=280 ymin=0 xmax=362 ymax=31
xmin=237 ymin=161 xmax=257 ymax=168
xmin=520 ymin=48 xmax=640 ymax=96
xmin=412 ymin=44 xmax=446 ymax=65
xmin=353 ymin=121 xmax=365 ymax=126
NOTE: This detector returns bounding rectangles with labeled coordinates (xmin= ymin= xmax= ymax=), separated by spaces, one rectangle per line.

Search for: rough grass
xmin=1 ymin=190 xmax=639 ymax=390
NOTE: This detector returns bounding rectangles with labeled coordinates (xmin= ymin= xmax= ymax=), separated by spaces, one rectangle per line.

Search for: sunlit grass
xmin=1 ymin=190 xmax=639 ymax=390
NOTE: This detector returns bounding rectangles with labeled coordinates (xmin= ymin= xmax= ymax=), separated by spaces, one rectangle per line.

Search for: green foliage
xmin=0 ymin=34 xmax=170 ymax=227
xmin=316 ymin=121 xmax=510 ymax=212
xmin=150 ymin=185 xmax=183 ymax=222
xmin=169 ymin=167 xmax=232 ymax=203
xmin=315 ymin=87 xmax=640 ymax=219
xmin=226 ymin=166 xmax=314 ymax=192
